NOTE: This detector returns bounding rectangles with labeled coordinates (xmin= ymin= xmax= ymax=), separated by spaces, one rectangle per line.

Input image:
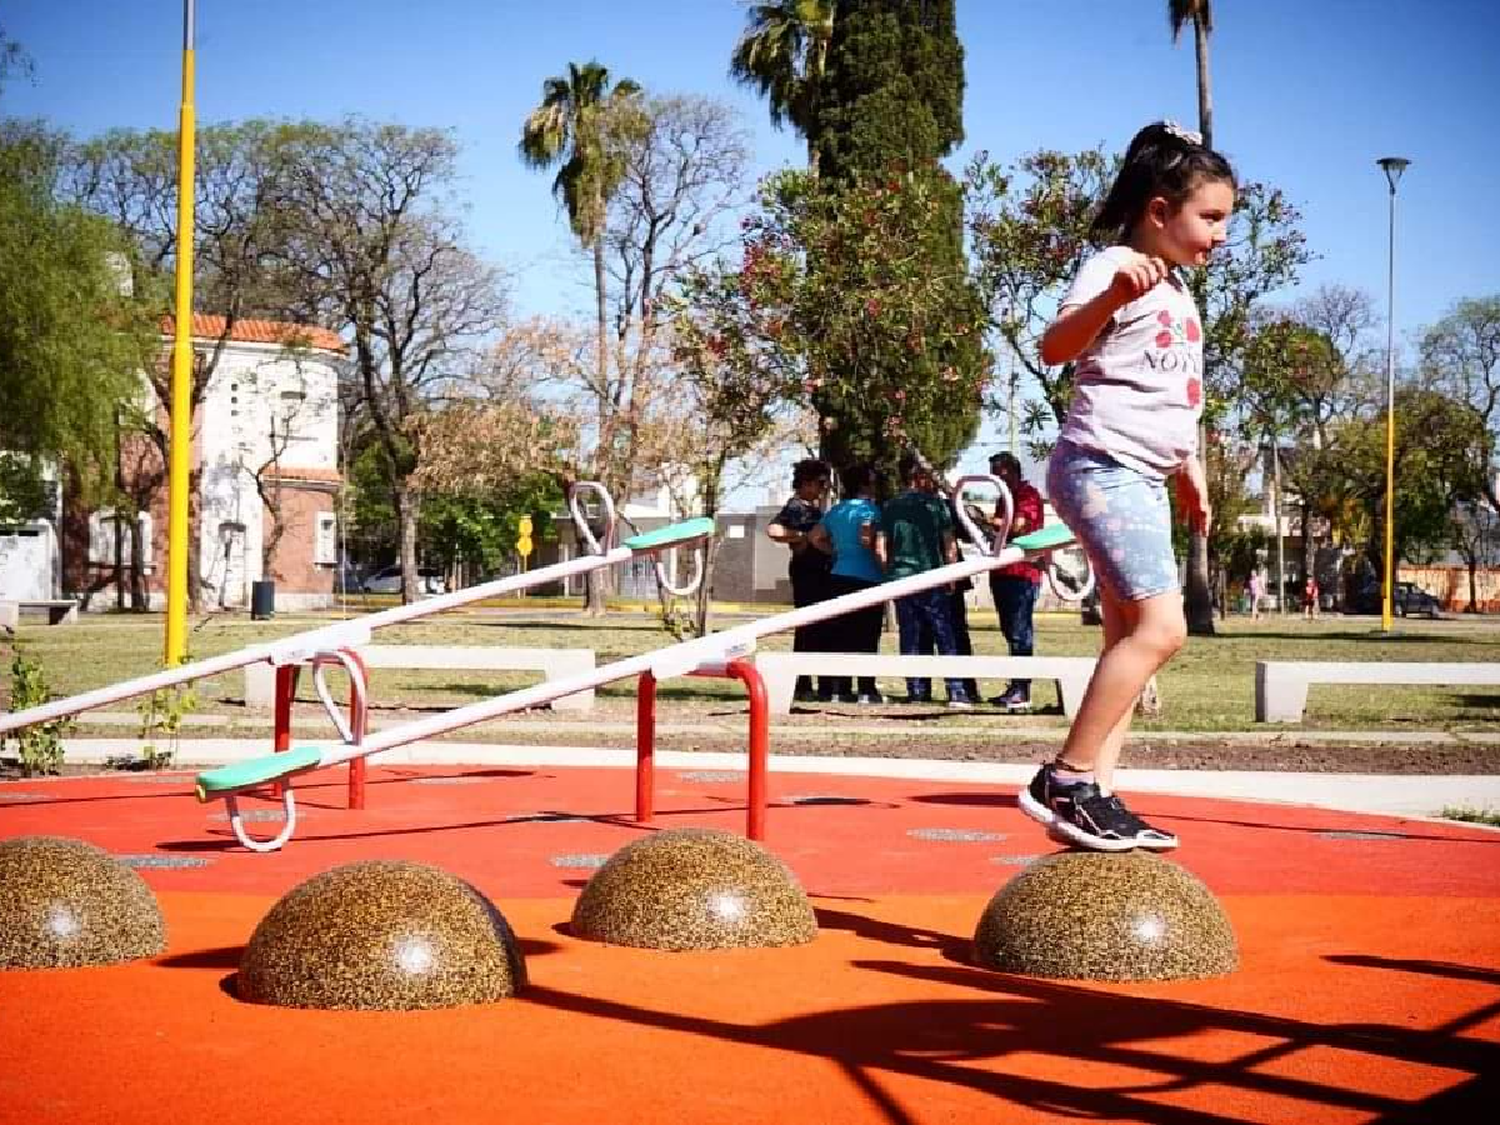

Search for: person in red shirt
xmin=987 ymin=452 xmax=1045 ymax=711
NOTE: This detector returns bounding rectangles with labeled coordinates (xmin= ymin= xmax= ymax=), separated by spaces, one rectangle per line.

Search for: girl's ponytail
xmin=1092 ymin=121 xmax=1235 ymax=240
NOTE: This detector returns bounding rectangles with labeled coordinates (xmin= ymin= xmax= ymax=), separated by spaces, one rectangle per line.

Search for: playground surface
xmin=1 ymin=759 xmax=1497 ymax=1124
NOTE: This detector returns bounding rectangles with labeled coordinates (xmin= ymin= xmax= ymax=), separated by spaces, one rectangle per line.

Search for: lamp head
xmin=1377 ymin=157 xmax=1411 ymax=193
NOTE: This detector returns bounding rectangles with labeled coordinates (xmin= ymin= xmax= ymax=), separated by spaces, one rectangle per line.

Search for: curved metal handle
xmin=1046 ymin=545 xmax=1096 ymax=604
xmin=310 ymin=649 xmax=368 ymax=744
xmin=654 ymin=544 xmax=705 ymax=597
xmin=568 ymin=481 xmax=616 ymax=557
xmin=952 ymin=474 xmax=1013 ymax=557
xmin=225 ymin=790 xmax=298 ymax=853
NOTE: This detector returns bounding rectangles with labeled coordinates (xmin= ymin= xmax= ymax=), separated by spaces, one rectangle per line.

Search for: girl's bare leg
xmin=1055 ymin=588 xmax=1186 ymax=791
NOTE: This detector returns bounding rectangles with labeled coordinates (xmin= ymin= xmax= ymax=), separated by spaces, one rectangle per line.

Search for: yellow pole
xmin=165 ymin=0 xmax=197 ymax=664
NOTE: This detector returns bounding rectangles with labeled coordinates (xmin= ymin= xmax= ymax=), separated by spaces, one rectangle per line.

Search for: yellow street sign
xmin=518 ymin=515 xmax=533 ymax=537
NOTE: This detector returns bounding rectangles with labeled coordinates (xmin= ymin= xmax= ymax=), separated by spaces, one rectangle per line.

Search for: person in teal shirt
xmin=877 ymin=455 xmax=974 ymax=707
xmin=810 ymin=463 xmax=884 ymax=703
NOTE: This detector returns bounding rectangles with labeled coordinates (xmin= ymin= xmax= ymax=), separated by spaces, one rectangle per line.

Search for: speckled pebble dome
xmin=237 ymin=860 xmax=526 ymax=1009
xmin=571 ymin=828 xmax=818 ymax=951
xmin=0 ymin=836 xmax=165 ymax=969
xmin=972 ymin=850 xmax=1238 ymax=981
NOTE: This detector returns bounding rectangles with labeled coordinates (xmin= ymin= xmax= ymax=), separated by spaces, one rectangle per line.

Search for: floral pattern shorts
xmin=1046 ymin=440 xmax=1179 ymax=602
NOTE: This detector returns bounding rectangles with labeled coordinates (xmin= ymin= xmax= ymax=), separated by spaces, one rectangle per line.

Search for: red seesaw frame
xmin=636 ymin=659 xmax=769 ymax=841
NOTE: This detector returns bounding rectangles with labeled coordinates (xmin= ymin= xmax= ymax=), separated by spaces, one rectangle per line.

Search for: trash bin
xmin=251 ymin=579 xmax=276 ymax=620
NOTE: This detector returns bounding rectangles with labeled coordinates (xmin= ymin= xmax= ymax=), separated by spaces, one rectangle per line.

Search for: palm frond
xmin=1168 ymin=0 xmax=1213 ymax=41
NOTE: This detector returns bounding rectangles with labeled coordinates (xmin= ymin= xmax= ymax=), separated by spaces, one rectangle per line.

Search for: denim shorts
xmin=1045 ymin=440 xmax=1179 ymax=602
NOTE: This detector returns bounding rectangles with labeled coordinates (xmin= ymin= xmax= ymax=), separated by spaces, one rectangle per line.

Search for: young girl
xmin=1019 ymin=121 xmax=1235 ymax=852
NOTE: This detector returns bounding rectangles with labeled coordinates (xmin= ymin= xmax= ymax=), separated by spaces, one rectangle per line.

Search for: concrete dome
xmin=0 ymin=836 xmax=165 ymax=969
xmin=572 ymin=828 xmax=817 ymax=951
xmin=238 ymin=860 xmax=526 ymax=1009
xmin=973 ymin=851 xmax=1237 ymax=981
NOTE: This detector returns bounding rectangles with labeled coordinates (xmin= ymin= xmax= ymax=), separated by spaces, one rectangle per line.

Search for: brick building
xmin=60 ymin=315 xmax=346 ymax=611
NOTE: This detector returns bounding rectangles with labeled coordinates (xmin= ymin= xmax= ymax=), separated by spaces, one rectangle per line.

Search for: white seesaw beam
xmin=269 ymin=528 xmax=1074 ymax=777
xmin=0 ymin=518 xmax=714 ymax=735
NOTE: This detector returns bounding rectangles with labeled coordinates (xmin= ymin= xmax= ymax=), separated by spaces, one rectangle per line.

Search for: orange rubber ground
xmin=2 ymin=763 xmax=1497 ymax=1124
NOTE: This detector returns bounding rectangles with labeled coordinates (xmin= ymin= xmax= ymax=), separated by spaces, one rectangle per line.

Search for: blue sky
xmin=5 ymin=0 xmax=1498 ymax=482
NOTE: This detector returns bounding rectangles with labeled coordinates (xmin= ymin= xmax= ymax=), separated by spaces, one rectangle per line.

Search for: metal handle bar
xmin=952 ymin=474 xmax=1013 ymax=556
xmin=568 ymin=481 xmax=616 ymax=557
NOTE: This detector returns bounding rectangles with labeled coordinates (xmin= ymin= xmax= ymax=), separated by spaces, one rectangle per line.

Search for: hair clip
xmin=1161 ymin=119 xmax=1203 ymax=146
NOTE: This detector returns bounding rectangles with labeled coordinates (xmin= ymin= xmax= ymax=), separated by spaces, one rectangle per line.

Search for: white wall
xmin=146 ymin=339 xmax=343 ymax=607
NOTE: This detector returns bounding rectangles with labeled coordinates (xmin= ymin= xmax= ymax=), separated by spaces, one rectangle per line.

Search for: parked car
xmin=1344 ymin=580 xmax=1442 ymax=618
xmin=1395 ymin=581 xmax=1442 ymax=618
xmin=360 ymin=565 xmax=447 ymax=595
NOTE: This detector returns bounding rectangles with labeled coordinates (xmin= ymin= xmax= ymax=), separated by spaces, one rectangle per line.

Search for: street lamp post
xmin=1377 ymin=156 xmax=1410 ymax=635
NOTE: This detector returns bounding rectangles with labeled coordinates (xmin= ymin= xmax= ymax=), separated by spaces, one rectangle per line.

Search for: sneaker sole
xmin=1017 ymin=788 xmax=1158 ymax=853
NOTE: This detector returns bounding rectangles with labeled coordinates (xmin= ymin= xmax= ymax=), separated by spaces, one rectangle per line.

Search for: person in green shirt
xmin=877 ymin=455 xmax=975 ymax=708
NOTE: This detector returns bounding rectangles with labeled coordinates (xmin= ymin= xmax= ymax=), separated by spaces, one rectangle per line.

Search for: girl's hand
xmin=1176 ymin=459 xmax=1211 ymax=534
xmin=1109 ymin=252 xmax=1170 ymax=304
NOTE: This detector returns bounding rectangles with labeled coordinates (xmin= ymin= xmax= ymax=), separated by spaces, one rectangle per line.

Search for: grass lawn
xmin=4 ymin=604 xmax=1499 ymax=737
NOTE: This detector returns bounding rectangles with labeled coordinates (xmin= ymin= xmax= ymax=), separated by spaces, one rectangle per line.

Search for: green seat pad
xmin=623 ymin=517 xmax=715 ymax=551
xmin=195 ymin=745 xmax=322 ymax=802
xmin=1011 ymin=523 xmax=1075 ymax=552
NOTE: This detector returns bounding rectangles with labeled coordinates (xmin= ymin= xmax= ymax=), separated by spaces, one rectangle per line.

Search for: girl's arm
xmin=1041 ymin=252 xmax=1170 ymax=365
xmin=807 ymin=522 xmax=833 ymax=554
xmin=1175 ymin=455 xmax=1211 ymax=534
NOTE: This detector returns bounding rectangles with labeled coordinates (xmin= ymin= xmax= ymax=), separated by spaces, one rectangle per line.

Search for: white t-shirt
xmin=1056 ymin=245 xmax=1205 ymax=478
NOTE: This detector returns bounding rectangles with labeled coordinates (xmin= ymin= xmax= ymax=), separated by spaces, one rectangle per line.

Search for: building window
xmin=314 ymin=513 xmax=337 ymax=566
xmin=88 ymin=510 xmax=153 ymax=569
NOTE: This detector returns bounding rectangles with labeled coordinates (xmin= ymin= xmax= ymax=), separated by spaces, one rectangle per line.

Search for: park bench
xmin=245 ymin=645 xmax=598 ymax=712
xmin=1255 ymin=660 xmax=1500 ymax=722
xmin=754 ymin=652 xmax=1097 ymax=716
xmin=0 ymin=599 xmax=79 ymax=628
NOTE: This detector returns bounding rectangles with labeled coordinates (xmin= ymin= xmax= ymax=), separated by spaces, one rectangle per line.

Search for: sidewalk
xmin=52 ymin=736 xmax=1500 ymax=822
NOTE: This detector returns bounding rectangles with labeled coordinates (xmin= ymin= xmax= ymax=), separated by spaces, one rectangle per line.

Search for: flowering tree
xmin=683 ymin=166 xmax=989 ymax=490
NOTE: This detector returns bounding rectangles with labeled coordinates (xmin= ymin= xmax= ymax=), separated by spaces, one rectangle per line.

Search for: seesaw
xmin=195 ymin=516 xmax=1080 ymax=851
xmin=0 ymin=482 xmax=712 ymax=739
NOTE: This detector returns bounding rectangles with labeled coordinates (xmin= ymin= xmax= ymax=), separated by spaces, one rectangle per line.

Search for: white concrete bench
xmin=0 ymin=599 xmax=79 ymax=627
xmin=754 ymin=653 xmax=1096 ymax=716
xmin=1256 ymin=660 xmax=1500 ymax=722
xmin=245 ymin=645 xmax=596 ymax=712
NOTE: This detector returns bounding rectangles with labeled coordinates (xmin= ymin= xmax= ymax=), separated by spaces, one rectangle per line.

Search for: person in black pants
xmin=767 ymin=459 xmax=833 ymax=701
xmin=809 ymin=463 xmax=885 ymax=703
xmin=947 ymin=494 xmax=982 ymax=704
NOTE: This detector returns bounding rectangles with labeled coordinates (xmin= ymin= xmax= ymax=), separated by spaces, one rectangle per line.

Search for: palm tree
xmin=1168 ymin=0 xmax=1217 ymax=633
xmin=729 ymin=0 xmax=835 ymax=174
xmin=1168 ymin=0 xmax=1215 ymax=147
xmin=520 ymin=61 xmax=641 ymax=396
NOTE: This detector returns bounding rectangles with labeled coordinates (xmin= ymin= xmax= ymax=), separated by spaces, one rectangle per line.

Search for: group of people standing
xmin=766 ymin=450 xmax=1044 ymax=711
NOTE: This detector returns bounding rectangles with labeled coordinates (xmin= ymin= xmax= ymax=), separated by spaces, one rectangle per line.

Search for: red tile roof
xmin=160 ymin=315 xmax=346 ymax=354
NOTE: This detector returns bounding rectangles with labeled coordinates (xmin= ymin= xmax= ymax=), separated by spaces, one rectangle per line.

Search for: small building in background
xmin=59 ymin=315 xmax=346 ymax=612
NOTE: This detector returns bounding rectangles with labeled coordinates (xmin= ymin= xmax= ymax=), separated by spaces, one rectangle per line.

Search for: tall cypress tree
xmin=808 ymin=0 xmax=984 ymax=481
xmin=814 ymin=0 xmax=964 ymax=181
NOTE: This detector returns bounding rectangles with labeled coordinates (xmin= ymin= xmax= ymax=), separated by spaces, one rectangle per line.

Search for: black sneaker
xmin=854 ymin=692 xmax=885 ymax=705
xmin=1018 ymin=766 xmax=1178 ymax=852
xmin=793 ymin=686 xmax=820 ymax=703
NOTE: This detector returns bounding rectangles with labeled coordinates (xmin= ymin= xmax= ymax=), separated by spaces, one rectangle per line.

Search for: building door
xmin=0 ymin=527 xmax=51 ymax=600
